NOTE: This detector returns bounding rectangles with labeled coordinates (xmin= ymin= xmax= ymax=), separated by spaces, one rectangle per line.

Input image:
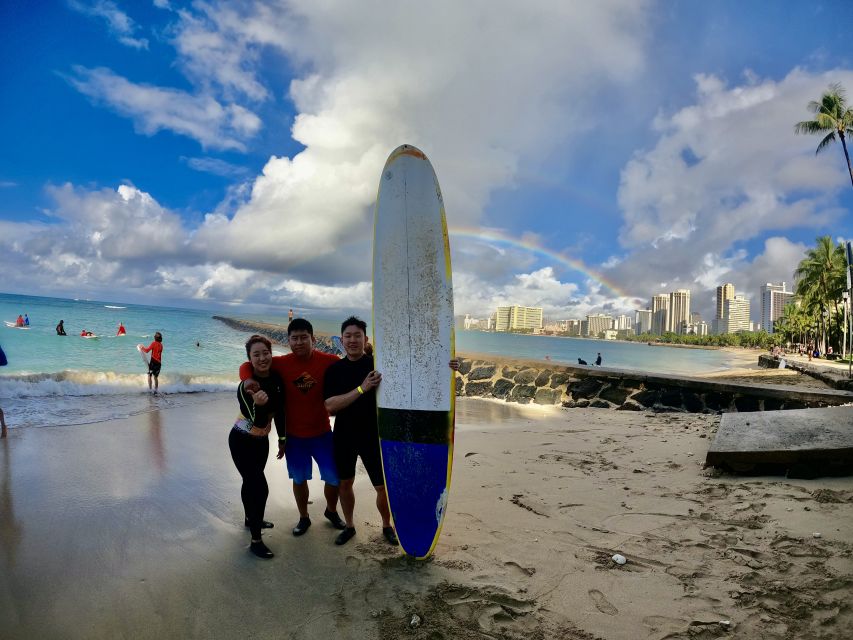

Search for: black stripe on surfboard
xmin=378 ymin=408 xmax=451 ymax=445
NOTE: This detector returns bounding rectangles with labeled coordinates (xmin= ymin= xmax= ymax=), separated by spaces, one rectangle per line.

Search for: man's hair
xmin=287 ymin=318 xmax=313 ymax=336
xmin=341 ymin=316 xmax=367 ymax=335
xmin=245 ymin=334 xmax=272 ymax=358
xmin=154 ymin=332 xmax=163 ymax=342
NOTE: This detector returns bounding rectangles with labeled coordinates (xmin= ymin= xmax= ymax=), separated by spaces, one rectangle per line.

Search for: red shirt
xmin=240 ymin=350 xmax=339 ymax=438
xmin=141 ymin=341 xmax=163 ymax=362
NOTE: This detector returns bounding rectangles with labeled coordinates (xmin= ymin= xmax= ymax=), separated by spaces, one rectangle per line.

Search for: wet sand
xmin=1 ymin=396 xmax=851 ymax=639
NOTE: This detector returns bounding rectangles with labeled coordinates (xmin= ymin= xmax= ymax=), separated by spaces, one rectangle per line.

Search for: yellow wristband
xmin=357 ymin=386 xmax=364 ymax=395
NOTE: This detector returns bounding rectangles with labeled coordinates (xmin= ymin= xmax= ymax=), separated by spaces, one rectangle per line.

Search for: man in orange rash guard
xmin=239 ymin=318 xmax=346 ymax=538
xmin=140 ymin=331 xmax=164 ymax=393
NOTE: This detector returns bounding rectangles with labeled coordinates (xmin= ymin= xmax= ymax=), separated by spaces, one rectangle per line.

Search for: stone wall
xmin=213 ymin=317 xmax=853 ymax=414
xmin=456 ymin=358 xmax=853 ymax=414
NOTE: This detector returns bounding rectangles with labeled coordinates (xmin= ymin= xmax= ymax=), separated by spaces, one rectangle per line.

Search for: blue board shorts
xmin=284 ymin=432 xmax=339 ymax=485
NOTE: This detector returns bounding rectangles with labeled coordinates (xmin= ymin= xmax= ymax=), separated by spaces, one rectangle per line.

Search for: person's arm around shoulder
xmin=324 ymin=369 xmax=381 ymax=415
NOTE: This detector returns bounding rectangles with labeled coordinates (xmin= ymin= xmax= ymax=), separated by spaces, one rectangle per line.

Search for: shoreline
xmin=2 ymin=395 xmax=850 ymax=639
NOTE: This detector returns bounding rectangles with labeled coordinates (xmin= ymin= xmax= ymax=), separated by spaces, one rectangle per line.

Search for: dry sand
xmin=1 ymin=395 xmax=851 ymax=639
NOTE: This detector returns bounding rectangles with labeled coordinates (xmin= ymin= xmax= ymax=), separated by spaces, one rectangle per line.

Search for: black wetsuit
xmin=323 ymin=355 xmax=384 ymax=486
xmin=228 ymin=372 xmax=285 ymax=539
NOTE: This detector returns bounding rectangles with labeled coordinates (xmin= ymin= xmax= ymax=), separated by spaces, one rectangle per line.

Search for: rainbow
xmin=449 ymin=226 xmax=641 ymax=303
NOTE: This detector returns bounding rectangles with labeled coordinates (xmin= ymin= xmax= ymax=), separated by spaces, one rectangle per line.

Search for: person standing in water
xmin=0 ymin=342 xmax=6 ymax=437
xmin=116 ymin=322 xmax=126 ymax=336
xmin=140 ymin=332 xmax=164 ymax=393
xmin=595 ymin=353 xmax=602 ymax=366
xmin=288 ymin=308 xmax=294 ymax=323
xmin=229 ymin=335 xmax=285 ymax=559
xmin=23 ymin=314 xmax=29 ymax=327
xmin=56 ymin=320 xmax=67 ymax=336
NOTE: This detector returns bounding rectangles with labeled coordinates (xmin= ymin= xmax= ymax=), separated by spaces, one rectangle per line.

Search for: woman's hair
xmin=245 ymin=334 xmax=272 ymax=358
xmin=154 ymin=332 xmax=163 ymax=342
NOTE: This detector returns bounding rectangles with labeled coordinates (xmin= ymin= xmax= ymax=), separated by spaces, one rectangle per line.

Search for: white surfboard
xmin=137 ymin=343 xmax=150 ymax=366
xmin=373 ymin=144 xmax=455 ymax=559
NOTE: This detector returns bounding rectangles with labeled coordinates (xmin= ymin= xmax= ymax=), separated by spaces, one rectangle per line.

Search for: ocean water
xmin=0 ymin=293 xmax=739 ymax=431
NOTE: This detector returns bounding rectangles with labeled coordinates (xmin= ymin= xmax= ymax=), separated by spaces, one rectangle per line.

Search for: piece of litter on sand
xmin=410 ymin=614 xmax=422 ymax=628
xmin=813 ymin=532 xmax=822 ymax=538
xmin=612 ymin=554 xmax=627 ymax=565
xmin=720 ymin=620 xmax=731 ymax=626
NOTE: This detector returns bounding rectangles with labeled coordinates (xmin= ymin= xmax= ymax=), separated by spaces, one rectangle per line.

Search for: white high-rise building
xmin=651 ymin=294 xmax=670 ymax=335
xmin=586 ymin=314 xmax=612 ymax=337
xmin=760 ymin=282 xmax=794 ymax=333
xmin=669 ymin=289 xmax=691 ymax=334
xmin=495 ymin=305 xmax=543 ymax=331
xmin=721 ymin=295 xmax=750 ymax=334
xmin=615 ymin=314 xmax=633 ymax=331
xmin=635 ymin=309 xmax=653 ymax=334
xmin=716 ymin=283 xmax=735 ymax=320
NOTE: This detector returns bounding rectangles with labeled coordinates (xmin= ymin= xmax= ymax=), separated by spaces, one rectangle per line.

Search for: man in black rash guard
xmin=324 ymin=316 xmax=460 ymax=547
xmin=323 ymin=317 xmax=396 ymax=546
xmin=229 ymin=335 xmax=286 ymax=559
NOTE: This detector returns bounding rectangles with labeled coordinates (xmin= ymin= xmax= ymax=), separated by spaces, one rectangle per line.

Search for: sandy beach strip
xmin=1 ymin=395 xmax=851 ymax=639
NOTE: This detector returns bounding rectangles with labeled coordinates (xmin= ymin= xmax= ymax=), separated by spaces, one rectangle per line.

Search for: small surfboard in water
xmin=373 ymin=144 xmax=455 ymax=559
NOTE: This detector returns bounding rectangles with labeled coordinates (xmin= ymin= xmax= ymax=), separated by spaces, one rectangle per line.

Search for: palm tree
xmin=794 ymin=82 xmax=853 ymax=188
xmin=794 ymin=236 xmax=847 ymax=352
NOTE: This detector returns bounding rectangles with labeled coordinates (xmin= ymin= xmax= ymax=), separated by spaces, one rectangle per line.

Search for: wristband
xmin=357 ymin=385 xmax=364 ymax=395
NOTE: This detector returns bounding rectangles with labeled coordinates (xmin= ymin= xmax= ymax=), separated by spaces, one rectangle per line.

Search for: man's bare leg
xmin=293 ymin=481 xmax=309 ymax=517
xmin=339 ymin=478 xmax=356 ymax=528
xmin=375 ymin=485 xmax=392 ymax=528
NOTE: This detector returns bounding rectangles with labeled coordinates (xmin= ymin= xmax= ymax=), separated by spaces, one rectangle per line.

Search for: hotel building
xmin=585 ymin=313 xmax=612 ymax=337
xmin=495 ymin=305 xmax=543 ymax=332
xmin=651 ymin=294 xmax=670 ymax=335
xmin=759 ymin=282 xmax=794 ymax=333
xmin=669 ymin=289 xmax=691 ymax=334
xmin=721 ymin=295 xmax=751 ymax=334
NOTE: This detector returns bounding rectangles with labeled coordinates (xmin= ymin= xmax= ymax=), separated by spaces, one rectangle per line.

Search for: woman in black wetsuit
xmin=229 ymin=335 xmax=285 ymax=559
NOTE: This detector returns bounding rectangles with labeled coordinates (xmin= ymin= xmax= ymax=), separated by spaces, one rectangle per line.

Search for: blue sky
xmin=1 ymin=1 xmax=851 ymax=322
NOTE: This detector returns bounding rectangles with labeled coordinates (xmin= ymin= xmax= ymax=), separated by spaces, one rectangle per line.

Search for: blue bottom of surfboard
xmin=380 ymin=439 xmax=450 ymax=558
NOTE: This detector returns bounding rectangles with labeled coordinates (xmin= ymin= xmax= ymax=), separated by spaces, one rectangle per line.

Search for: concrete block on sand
xmin=707 ymin=406 xmax=853 ymax=475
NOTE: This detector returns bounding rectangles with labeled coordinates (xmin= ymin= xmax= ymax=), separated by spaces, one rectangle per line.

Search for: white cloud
xmin=183 ymin=1 xmax=649 ymax=277
xmin=65 ymin=66 xmax=262 ymax=151
xmin=182 ymin=156 xmax=249 ymax=177
xmin=69 ymin=0 xmax=149 ymax=49
xmin=618 ymin=68 xmax=853 ymax=250
xmin=603 ymin=68 xmax=853 ymax=320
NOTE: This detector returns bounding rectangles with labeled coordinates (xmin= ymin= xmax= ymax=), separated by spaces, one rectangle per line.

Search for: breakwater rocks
xmin=457 ymin=358 xmax=853 ymax=413
xmin=213 ymin=316 xmax=338 ymax=354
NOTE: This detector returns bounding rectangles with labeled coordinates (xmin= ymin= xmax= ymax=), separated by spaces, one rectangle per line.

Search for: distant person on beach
xmin=239 ymin=318 xmax=346 ymax=538
xmin=229 ymin=334 xmax=285 ymax=559
xmin=15 ymin=315 xmax=23 ymax=327
xmin=288 ymin=309 xmax=294 ymax=322
xmin=23 ymin=314 xmax=29 ymax=327
xmin=578 ymin=358 xmax=588 ymax=365
xmin=324 ymin=316 xmax=460 ymax=546
xmin=116 ymin=322 xmax=126 ymax=336
xmin=140 ymin=332 xmax=164 ymax=393
xmin=595 ymin=353 xmax=602 ymax=366
xmin=56 ymin=320 xmax=67 ymax=336
xmin=1 ymin=343 xmax=6 ymax=437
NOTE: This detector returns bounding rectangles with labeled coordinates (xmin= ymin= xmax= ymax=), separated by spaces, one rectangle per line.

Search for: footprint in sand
xmin=588 ymin=589 xmax=618 ymax=615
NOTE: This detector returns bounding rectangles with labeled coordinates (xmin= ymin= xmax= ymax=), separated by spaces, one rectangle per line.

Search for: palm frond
xmin=815 ymin=132 xmax=837 ymax=154
xmin=794 ymin=120 xmax=825 ymax=135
